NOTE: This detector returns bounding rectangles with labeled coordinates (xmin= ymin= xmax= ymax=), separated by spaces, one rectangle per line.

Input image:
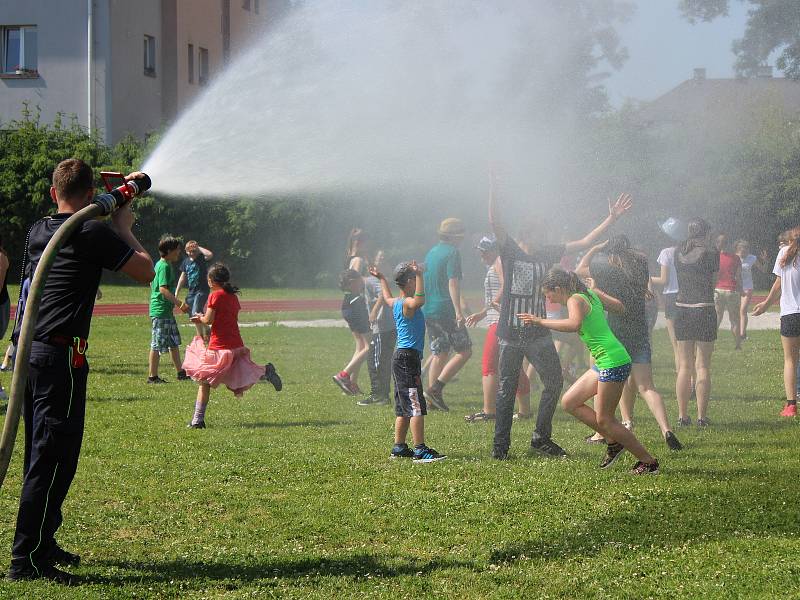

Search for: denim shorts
xmin=592 ymin=362 xmax=632 ymax=383
xmin=185 ymin=291 xmax=208 ymax=316
xmin=623 ymin=339 xmax=652 ymax=365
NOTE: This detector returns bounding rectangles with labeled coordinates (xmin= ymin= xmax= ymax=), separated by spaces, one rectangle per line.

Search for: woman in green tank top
xmin=517 ymin=269 xmax=659 ymax=475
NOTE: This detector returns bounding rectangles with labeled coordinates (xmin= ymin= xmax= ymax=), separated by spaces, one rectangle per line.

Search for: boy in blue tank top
xmin=370 ymin=261 xmax=446 ymax=463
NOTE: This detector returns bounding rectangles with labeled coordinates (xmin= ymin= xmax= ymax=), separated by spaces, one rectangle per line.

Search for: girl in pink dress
xmin=183 ymin=263 xmax=282 ymax=428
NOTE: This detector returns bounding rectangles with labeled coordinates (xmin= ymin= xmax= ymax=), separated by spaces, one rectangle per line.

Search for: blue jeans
xmin=494 ymin=335 xmax=563 ymax=455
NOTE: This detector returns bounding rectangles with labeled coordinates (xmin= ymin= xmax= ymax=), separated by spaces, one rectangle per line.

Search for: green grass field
xmin=0 ymin=317 xmax=797 ymax=598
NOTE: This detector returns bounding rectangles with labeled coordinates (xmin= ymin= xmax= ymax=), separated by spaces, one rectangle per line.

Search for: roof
xmin=637 ymin=77 xmax=800 ymax=131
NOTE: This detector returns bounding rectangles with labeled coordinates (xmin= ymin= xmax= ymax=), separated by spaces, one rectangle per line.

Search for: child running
xmin=370 ymin=261 xmax=446 ymax=463
xmin=183 ymin=263 xmax=282 ymax=428
xmin=333 ymin=269 xmax=371 ymax=395
xmin=518 ymin=269 xmax=659 ymax=474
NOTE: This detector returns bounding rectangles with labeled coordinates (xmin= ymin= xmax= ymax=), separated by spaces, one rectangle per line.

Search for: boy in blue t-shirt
xmin=176 ymin=240 xmax=214 ymax=342
xmin=371 ymin=261 xmax=446 ymax=463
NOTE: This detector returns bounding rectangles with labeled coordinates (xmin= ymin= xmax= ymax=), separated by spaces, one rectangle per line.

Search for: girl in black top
xmin=674 ymin=219 xmax=720 ymax=427
xmin=578 ymin=236 xmax=682 ymax=450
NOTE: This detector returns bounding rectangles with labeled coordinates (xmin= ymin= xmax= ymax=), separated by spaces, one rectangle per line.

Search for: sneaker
xmin=412 ymin=445 xmax=447 ymax=463
xmin=7 ymin=563 xmax=78 ymax=585
xmin=676 ymin=416 xmax=691 ymax=427
xmin=358 ymin=395 xmax=389 ymax=406
xmin=351 ymin=382 xmax=363 ymax=395
xmin=780 ymin=403 xmax=797 ymax=417
xmin=599 ymin=442 xmax=626 ymax=469
xmin=585 ymin=433 xmax=607 ymax=445
xmin=389 ymin=444 xmax=414 ymax=459
xmin=512 ymin=412 xmax=531 ymax=420
xmin=176 ymin=369 xmax=191 ymax=381
xmin=664 ymin=431 xmax=683 ymax=451
xmin=261 ymin=363 xmax=283 ymax=391
xmin=187 ymin=421 xmax=206 ymax=429
xmin=621 ymin=420 xmax=633 ymax=431
xmin=147 ymin=376 xmax=168 ymax=384
xmin=696 ymin=418 xmax=711 ymax=428
xmin=52 ymin=545 xmax=80 ymax=567
xmin=465 ymin=411 xmax=495 ymax=422
xmin=425 ymin=388 xmax=449 ymax=412
xmin=332 ymin=372 xmax=356 ymax=395
xmin=630 ymin=459 xmax=660 ymax=475
xmin=529 ymin=438 xmax=568 ymax=458
xmin=0 ymin=365 xmax=10 ymax=372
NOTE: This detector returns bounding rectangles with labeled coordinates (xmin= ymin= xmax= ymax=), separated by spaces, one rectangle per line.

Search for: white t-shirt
xmin=773 ymin=247 xmax=800 ymax=316
xmin=740 ymin=254 xmax=757 ymax=291
xmin=657 ymin=246 xmax=679 ymax=294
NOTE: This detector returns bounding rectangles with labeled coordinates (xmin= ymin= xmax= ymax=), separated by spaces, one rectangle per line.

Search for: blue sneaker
xmin=389 ymin=444 xmax=414 ymax=459
xmin=412 ymin=445 xmax=446 ymax=463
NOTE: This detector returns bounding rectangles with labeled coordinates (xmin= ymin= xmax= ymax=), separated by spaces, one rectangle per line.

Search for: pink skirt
xmin=182 ymin=336 xmax=265 ymax=397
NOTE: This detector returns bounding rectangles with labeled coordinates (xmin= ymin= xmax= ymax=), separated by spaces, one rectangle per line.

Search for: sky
xmin=605 ymin=0 xmax=751 ymax=105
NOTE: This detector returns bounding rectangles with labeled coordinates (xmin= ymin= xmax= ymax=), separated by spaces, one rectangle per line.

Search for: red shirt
xmin=715 ymin=252 xmax=741 ymax=291
xmin=208 ymin=289 xmax=244 ymax=350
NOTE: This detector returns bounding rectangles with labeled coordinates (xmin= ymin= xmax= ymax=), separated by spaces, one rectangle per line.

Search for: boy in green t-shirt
xmin=148 ymin=236 xmax=190 ymax=384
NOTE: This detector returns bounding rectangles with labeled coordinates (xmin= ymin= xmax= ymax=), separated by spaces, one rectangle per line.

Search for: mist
xmin=142 ymin=0 xmax=627 ymax=211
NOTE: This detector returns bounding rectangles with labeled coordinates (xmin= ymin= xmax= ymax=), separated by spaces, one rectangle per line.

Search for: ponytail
xmin=781 ymin=227 xmax=800 ymax=268
xmin=207 ymin=263 xmax=240 ymax=295
xmin=541 ymin=268 xmax=588 ymax=296
xmin=680 ymin=218 xmax=710 ymax=256
xmin=606 ymin=235 xmax=649 ymax=297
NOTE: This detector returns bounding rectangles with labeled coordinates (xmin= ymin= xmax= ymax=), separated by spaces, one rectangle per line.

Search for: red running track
xmin=9 ymin=295 xmax=768 ymax=319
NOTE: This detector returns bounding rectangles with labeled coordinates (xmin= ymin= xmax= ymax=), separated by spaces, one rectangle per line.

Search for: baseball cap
xmin=393 ymin=262 xmax=415 ymax=285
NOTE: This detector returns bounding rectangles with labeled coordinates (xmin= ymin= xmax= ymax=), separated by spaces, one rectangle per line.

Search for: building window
xmin=143 ymin=35 xmax=156 ymax=76
xmin=242 ymin=0 xmax=251 ymax=10
xmin=1 ymin=25 xmax=37 ymax=75
xmin=188 ymin=43 xmax=194 ymax=84
xmin=199 ymin=47 xmax=209 ymax=86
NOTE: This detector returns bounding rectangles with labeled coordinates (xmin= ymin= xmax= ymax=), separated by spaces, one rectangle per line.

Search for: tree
xmin=680 ymin=0 xmax=800 ymax=79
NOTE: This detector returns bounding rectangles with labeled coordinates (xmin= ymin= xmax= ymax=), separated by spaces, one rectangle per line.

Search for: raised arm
xmin=575 ymin=241 xmax=607 ymax=279
xmin=564 ymin=193 xmax=632 ymax=254
xmin=488 ymin=170 xmax=509 ymax=247
xmin=368 ymin=293 xmax=384 ymax=323
xmin=403 ymin=262 xmax=426 ymax=314
xmin=369 ymin=266 xmax=397 ymax=308
xmin=198 ymin=245 xmax=214 ymax=260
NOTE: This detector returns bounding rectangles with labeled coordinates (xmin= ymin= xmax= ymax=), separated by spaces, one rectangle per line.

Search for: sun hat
xmin=438 ymin=218 xmax=465 ymax=237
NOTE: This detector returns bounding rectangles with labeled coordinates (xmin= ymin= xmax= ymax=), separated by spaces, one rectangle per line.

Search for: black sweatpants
xmin=367 ymin=329 xmax=396 ymax=400
xmin=11 ymin=341 xmax=88 ymax=573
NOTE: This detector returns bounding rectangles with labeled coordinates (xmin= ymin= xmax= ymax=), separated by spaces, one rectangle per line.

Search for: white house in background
xmin=0 ymin=0 xmax=269 ymax=144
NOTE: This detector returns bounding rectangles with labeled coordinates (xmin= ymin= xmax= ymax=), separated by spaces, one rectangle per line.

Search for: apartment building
xmin=0 ymin=0 xmax=268 ymax=144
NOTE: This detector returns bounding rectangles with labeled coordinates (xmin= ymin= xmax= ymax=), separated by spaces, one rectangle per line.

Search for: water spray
xmin=0 ymin=173 xmax=152 ymax=489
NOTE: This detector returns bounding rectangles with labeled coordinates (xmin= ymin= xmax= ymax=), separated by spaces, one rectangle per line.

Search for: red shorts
xmin=482 ymin=323 xmax=531 ymax=395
